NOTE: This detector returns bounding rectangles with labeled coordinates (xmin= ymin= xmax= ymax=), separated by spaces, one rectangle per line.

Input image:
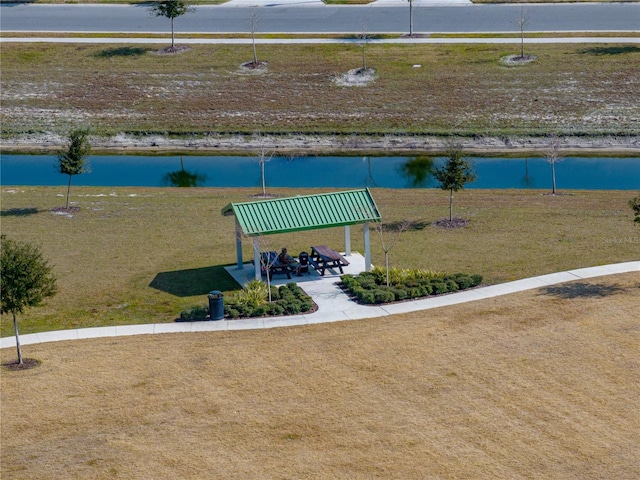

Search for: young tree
xmin=629 ymin=195 xmax=640 ymax=224
xmin=376 ymin=221 xmax=410 ymax=287
xmin=433 ymin=146 xmax=477 ymax=221
xmin=248 ymin=8 xmax=260 ymax=66
xmin=1 ymin=236 xmax=57 ymax=365
xmin=516 ymin=6 xmax=530 ymax=59
xmin=359 ymin=22 xmax=370 ymax=71
xmin=57 ymin=128 xmax=91 ymax=210
xmin=253 ymin=133 xmax=273 ymax=197
xmin=149 ymin=0 xmax=193 ymax=49
xmin=545 ymin=135 xmax=564 ymax=195
xmin=408 ymin=0 xmax=414 ymax=36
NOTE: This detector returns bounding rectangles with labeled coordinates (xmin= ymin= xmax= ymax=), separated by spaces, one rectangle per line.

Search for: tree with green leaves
xmin=433 ymin=146 xmax=477 ymax=222
xmin=57 ymin=128 xmax=91 ymax=209
xmin=629 ymin=195 xmax=640 ymax=224
xmin=149 ymin=0 xmax=194 ymax=49
xmin=1 ymin=236 xmax=57 ymax=365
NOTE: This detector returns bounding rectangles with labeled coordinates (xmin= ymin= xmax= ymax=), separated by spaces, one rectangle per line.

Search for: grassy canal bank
xmin=1 ymin=42 xmax=639 ymax=154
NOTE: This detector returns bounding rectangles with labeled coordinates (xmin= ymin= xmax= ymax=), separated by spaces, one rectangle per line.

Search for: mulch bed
xmin=2 ymin=358 xmax=41 ymax=371
xmin=433 ymin=218 xmax=470 ymax=228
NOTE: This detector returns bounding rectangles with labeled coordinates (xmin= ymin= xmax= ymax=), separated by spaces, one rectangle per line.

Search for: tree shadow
xmin=540 ymin=282 xmax=625 ymax=299
xmin=579 ymin=46 xmax=640 ymax=56
xmin=94 ymin=47 xmax=152 ymax=58
xmin=382 ymin=220 xmax=429 ymax=232
xmin=1 ymin=207 xmax=39 ymax=217
xmin=149 ymin=265 xmax=240 ymax=297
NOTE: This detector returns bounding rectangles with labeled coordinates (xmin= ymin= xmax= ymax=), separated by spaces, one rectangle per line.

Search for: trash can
xmin=208 ymin=290 xmax=224 ymax=320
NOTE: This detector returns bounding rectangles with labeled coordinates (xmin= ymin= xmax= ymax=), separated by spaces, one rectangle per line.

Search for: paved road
xmin=2 ymin=2 xmax=639 ymax=34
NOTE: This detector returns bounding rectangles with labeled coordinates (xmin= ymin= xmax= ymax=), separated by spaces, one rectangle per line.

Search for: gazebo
xmin=221 ymin=188 xmax=382 ymax=280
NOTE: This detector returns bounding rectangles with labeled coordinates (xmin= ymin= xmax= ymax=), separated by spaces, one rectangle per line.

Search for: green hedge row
xmin=179 ymin=282 xmax=314 ymax=321
xmin=224 ymin=282 xmax=314 ymax=319
xmin=340 ymin=271 xmax=483 ymax=305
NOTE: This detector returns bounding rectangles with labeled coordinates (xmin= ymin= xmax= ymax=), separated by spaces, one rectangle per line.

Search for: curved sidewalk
xmin=1 ymin=261 xmax=637 ymax=349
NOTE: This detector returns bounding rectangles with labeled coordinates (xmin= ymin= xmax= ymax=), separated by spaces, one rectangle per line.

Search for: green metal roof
xmin=221 ymin=188 xmax=381 ymax=236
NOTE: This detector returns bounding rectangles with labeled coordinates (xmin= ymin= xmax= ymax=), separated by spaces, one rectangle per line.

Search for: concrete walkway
xmin=1 ymin=259 xmax=638 ymax=349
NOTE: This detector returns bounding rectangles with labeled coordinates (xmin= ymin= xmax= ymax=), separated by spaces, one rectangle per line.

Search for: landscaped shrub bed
xmin=224 ymin=281 xmax=314 ymax=319
xmin=179 ymin=281 xmax=315 ymax=320
xmin=340 ymin=267 xmax=483 ymax=305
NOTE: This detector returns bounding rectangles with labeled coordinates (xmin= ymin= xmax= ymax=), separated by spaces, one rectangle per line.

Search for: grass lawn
xmin=1 ymin=186 xmax=638 ymax=337
xmin=2 ymin=43 xmax=639 ymax=138
xmin=2 ymin=272 xmax=638 ymax=478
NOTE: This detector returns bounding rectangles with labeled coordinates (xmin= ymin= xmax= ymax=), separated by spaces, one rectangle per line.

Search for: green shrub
xmin=359 ymin=291 xmax=376 ymax=304
xmin=269 ymin=303 xmax=286 ymax=316
xmin=454 ymin=275 xmax=474 ymax=289
xmin=374 ymin=289 xmax=396 ymax=303
xmin=471 ymin=274 xmax=483 ymax=286
xmin=269 ymin=286 xmax=281 ymax=301
xmin=432 ymin=281 xmax=449 ymax=294
xmin=284 ymin=300 xmax=303 ymax=315
xmin=227 ymin=308 xmax=240 ymax=319
xmin=356 ymin=276 xmax=377 ymax=289
xmin=179 ymin=305 xmax=209 ymax=321
xmin=446 ymin=279 xmax=459 ymax=292
xmin=391 ymin=287 xmax=409 ymax=300
xmin=251 ymin=304 xmax=269 ymax=317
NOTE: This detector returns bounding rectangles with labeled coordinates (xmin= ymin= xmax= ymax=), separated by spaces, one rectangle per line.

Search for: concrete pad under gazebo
xmin=221 ymin=189 xmax=382 ymax=281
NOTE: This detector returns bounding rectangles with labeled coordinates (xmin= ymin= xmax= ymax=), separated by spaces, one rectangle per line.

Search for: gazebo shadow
xmin=149 ymin=265 xmax=240 ymax=297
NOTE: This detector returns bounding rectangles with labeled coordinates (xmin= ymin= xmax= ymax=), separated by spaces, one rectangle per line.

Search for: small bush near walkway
xmin=179 ymin=281 xmax=314 ymax=320
xmin=224 ymin=282 xmax=314 ymax=319
xmin=341 ymin=267 xmax=482 ymax=305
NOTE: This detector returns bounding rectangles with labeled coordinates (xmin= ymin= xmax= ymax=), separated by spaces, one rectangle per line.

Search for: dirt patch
xmin=239 ymin=61 xmax=268 ymax=74
xmin=155 ymin=45 xmax=191 ymax=56
xmin=334 ymin=67 xmax=377 ymax=86
xmin=500 ymin=54 xmax=538 ymax=66
xmin=433 ymin=217 xmax=470 ymax=228
xmin=2 ymin=358 xmax=41 ymax=371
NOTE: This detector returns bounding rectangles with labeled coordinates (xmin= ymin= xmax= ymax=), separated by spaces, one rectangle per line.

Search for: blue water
xmin=1 ymin=155 xmax=639 ymax=190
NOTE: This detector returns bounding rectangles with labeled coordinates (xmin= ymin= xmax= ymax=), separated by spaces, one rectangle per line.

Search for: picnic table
xmin=254 ymin=251 xmax=293 ymax=279
xmin=310 ymin=245 xmax=350 ymax=276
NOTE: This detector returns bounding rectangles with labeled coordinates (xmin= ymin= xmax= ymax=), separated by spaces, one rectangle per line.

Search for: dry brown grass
xmin=2 ymin=273 xmax=639 ymax=479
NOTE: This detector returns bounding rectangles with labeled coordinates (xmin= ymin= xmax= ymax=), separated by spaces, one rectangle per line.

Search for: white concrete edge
xmin=1 ymin=261 xmax=637 ymax=349
xmin=1 ymin=37 xmax=638 ymax=44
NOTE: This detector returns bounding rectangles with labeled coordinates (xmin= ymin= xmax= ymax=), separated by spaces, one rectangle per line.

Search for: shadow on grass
xmin=579 ymin=46 xmax=640 ymax=56
xmin=1 ymin=207 xmax=39 ymax=217
xmin=540 ymin=282 xmax=625 ymax=299
xmin=382 ymin=220 xmax=430 ymax=232
xmin=94 ymin=47 xmax=152 ymax=58
xmin=149 ymin=265 xmax=240 ymax=297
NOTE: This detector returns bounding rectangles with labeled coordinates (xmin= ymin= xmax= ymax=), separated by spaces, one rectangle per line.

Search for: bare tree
xmin=359 ymin=22 xmax=370 ymax=71
xmin=250 ymin=234 xmax=279 ymax=302
xmin=408 ymin=0 xmax=414 ymax=37
xmin=545 ymin=135 xmax=564 ymax=195
xmin=516 ymin=6 xmax=530 ymax=59
xmin=375 ymin=220 xmax=411 ymax=287
xmin=252 ymin=132 xmax=273 ymax=197
xmin=248 ymin=8 xmax=260 ymax=65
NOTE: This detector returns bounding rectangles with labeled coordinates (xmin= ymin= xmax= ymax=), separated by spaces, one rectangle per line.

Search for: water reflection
xmin=399 ymin=156 xmax=435 ymax=187
xmin=1 ymin=154 xmax=638 ymax=190
xmin=162 ymin=157 xmax=207 ymax=187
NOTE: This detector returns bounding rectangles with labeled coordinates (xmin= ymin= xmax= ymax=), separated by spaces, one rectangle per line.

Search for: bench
xmin=310 ymin=245 xmax=350 ymax=276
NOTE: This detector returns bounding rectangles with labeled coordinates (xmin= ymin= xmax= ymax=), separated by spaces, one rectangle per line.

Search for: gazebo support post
xmin=363 ymin=222 xmax=372 ymax=272
xmin=253 ymin=239 xmax=261 ymax=280
xmin=235 ymin=222 xmax=243 ymax=269
xmin=344 ymin=225 xmax=351 ymax=256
